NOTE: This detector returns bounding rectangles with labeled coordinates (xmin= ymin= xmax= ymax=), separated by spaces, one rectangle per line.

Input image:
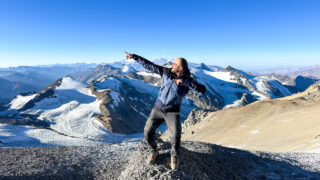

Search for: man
xmin=125 ymin=51 xmax=206 ymax=170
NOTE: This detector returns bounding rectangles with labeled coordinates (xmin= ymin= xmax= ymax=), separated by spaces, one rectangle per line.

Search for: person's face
xmin=171 ymin=58 xmax=183 ymax=73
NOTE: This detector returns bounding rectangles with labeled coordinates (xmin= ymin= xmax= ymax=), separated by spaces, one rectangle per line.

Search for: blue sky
xmin=0 ymin=0 xmax=319 ymax=70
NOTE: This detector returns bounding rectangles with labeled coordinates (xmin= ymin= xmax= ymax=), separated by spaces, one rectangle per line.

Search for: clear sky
xmin=0 ymin=0 xmax=319 ymax=70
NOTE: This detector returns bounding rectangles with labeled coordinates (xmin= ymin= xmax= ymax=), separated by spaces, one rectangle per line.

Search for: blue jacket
xmin=132 ymin=54 xmax=206 ymax=113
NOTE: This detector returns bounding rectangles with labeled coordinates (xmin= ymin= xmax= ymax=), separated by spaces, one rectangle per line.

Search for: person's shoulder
xmin=182 ymin=72 xmax=192 ymax=80
xmin=163 ymin=67 xmax=171 ymax=75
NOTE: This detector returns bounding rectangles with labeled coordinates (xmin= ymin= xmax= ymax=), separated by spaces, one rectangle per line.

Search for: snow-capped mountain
xmin=0 ymin=63 xmax=97 ymax=104
xmin=108 ymin=58 xmax=223 ymax=72
xmin=0 ymin=76 xmax=144 ymax=146
xmin=1 ymin=62 xmax=296 ymax=133
xmin=91 ymin=75 xmax=194 ymax=133
xmin=2 ymin=77 xmax=101 ymax=136
xmin=267 ymin=74 xmax=319 ymax=93
xmin=0 ymin=63 xmax=97 ymax=81
xmin=0 ymin=59 xmax=223 ymax=105
xmin=121 ymin=64 xmax=137 ymax=74
xmin=75 ymin=64 xmax=125 ymax=84
xmin=0 ymin=74 xmax=195 ymax=136
xmin=190 ymin=65 xmax=293 ymax=109
xmin=108 ymin=59 xmax=146 ymax=72
xmin=153 ymin=58 xmax=173 ymax=66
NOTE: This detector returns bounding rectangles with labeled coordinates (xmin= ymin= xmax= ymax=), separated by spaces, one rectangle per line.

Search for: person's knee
xmin=144 ymin=128 xmax=151 ymax=138
xmin=169 ymin=131 xmax=181 ymax=143
xmin=144 ymin=125 xmax=155 ymax=138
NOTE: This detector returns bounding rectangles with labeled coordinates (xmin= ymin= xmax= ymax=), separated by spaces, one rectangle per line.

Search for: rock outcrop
xmin=90 ymin=76 xmax=156 ymax=134
xmin=186 ymin=74 xmax=225 ymax=111
xmin=235 ymin=92 xmax=257 ymax=106
xmin=0 ymin=117 xmax=49 ymax=127
xmin=186 ymin=89 xmax=223 ymax=111
xmin=182 ymin=108 xmax=213 ymax=132
xmin=222 ymin=66 xmax=256 ymax=91
xmin=126 ymin=73 xmax=161 ymax=86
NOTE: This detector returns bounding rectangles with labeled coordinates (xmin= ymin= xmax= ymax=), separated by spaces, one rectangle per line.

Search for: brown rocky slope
xmin=181 ymin=82 xmax=320 ymax=153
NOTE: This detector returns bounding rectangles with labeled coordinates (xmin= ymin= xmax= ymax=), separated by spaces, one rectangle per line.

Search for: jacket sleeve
xmin=186 ymin=77 xmax=206 ymax=94
xmin=132 ymin=54 xmax=164 ymax=76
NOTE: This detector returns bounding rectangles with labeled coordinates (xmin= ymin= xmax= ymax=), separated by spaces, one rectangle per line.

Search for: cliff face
xmin=90 ymin=81 xmax=155 ymax=134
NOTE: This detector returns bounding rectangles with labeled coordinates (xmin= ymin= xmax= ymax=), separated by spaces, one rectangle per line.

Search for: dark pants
xmin=144 ymin=108 xmax=181 ymax=157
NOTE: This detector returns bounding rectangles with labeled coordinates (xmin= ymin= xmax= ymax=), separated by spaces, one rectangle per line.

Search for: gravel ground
xmin=1 ymin=139 xmax=320 ymax=180
xmin=0 ymin=141 xmax=138 ymax=179
xmin=120 ymin=139 xmax=320 ymax=180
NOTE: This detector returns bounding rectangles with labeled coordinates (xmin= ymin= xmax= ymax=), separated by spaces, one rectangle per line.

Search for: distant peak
xmin=96 ymin=64 xmax=116 ymax=69
xmin=37 ymin=77 xmax=64 ymax=94
xmin=196 ymin=63 xmax=212 ymax=71
xmin=223 ymin=66 xmax=236 ymax=72
xmin=121 ymin=65 xmax=137 ymax=73
xmin=153 ymin=58 xmax=172 ymax=66
xmin=64 ymin=75 xmax=75 ymax=81
xmin=123 ymin=58 xmax=136 ymax=64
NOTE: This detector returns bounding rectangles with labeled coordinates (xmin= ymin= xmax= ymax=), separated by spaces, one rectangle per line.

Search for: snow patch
xmin=9 ymin=94 xmax=37 ymax=110
xmin=110 ymin=91 xmax=121 ymax=106
xmin=122 ymin=65 xmax=130 ymax=72
xmin=95 ymin=77 xmax=121 ymax=91
xmin=57 ymin=77 xmax=91 ymax=95
xmin=224 ymin=99 xmax=241 ymax=109
xmin=136 ymin=72 xmax=161 ymax=78
xmin=204 ymin=71 xmax=237 ymax=83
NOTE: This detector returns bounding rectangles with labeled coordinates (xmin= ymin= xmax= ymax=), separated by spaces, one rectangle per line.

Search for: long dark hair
xmin=179 ymin=57 xmax=190 ymax=75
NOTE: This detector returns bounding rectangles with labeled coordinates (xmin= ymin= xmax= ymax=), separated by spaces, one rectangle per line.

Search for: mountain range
xmin=1 ymin=58 xmax=320 ymax=179
xmin=0 ymin=63 xmax=97 ymax=104
xmin=0 ymin=59 xmax=319 ymax=147
xmin=250 ymin=64 xmax=320 ymax=78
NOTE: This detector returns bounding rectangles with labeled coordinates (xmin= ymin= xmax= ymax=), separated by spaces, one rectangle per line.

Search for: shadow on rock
xmin=120 ymin=138 xmax=320 ymax=180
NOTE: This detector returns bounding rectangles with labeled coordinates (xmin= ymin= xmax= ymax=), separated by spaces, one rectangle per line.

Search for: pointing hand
xmin=124 ymin=51 xmax=133 ymax=59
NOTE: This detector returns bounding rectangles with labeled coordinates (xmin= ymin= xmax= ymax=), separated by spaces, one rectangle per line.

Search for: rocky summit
xmin=120 ymin=138 xmax=320 ymax=180
xmin=1 ymin=139 xmax=320 ymax=179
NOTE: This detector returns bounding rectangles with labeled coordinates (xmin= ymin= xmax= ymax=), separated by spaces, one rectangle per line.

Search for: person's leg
xmin=144 ymin=108 xmax=165 ymax=153
xmin=164 ymin=112 xmax=181 ymax=158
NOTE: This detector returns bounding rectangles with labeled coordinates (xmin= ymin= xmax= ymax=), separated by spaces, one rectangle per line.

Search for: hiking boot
xmin=146 ymin=152 xmax=158 ymax=164
xmin=171 ymin=156 xmax=179 ymax=170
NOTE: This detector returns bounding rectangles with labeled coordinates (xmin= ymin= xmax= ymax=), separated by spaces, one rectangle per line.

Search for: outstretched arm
xmin=125 ymin=51 xmax=164 ymax=76
xmin=186 ymin=77 xmax=206 ymax=94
